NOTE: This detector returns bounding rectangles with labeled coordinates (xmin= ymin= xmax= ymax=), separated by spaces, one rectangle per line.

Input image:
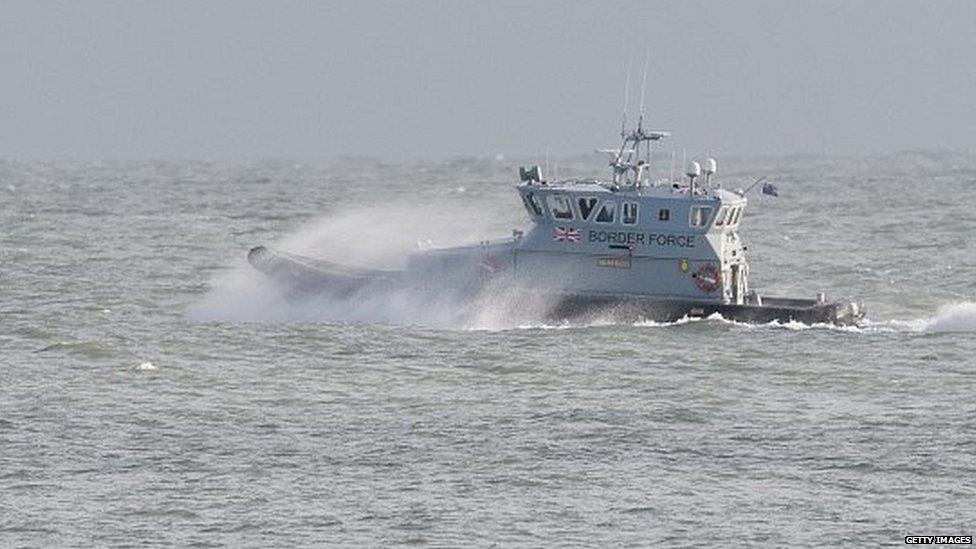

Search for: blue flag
xmin=761 ymin=182 xmax=779 ymax=197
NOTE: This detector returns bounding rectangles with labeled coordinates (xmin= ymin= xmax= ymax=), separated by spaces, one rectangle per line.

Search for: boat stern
xmin=831 ymin=298 xmax=867 ymax=325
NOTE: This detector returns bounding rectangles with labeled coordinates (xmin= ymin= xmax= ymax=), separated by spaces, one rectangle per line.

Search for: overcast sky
xmin=2 ymin=1 xmax=974 ymax=160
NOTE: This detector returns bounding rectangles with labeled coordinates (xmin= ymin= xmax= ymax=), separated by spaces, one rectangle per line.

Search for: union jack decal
xmin=553 ymin=226 xmax=580 ymax=242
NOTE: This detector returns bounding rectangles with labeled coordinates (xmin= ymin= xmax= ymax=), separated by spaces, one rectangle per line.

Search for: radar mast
xmin=605 ymin=53 xmax=670 ymax=188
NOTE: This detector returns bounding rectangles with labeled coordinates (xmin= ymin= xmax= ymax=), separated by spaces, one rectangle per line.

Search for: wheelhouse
xmin=517 ymin=184 xmax=746 ymax=233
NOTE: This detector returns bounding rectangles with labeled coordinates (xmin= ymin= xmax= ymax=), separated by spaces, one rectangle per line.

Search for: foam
xmin=916 ymin=302 xmax=976 ymax=333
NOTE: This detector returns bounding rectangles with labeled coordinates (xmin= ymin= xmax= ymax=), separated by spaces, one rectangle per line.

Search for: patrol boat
xmin=248 ymin=119 xmax=866 ymax=326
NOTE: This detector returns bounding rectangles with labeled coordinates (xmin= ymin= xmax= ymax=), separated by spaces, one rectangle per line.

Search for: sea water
xmin=2 ymin=154 xmax=974 ymax=546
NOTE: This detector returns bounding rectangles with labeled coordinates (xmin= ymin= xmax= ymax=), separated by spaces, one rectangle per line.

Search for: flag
xmin=553 ymin=227 xmax=580 ymax=242
xmin=761 ymin=182 xmax=779 ymax=197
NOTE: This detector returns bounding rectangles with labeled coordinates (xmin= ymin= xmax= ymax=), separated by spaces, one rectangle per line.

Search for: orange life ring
xmin=694 ymin=263 xmax=723 ymax=293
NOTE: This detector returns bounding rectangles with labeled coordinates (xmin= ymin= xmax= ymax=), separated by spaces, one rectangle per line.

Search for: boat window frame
xmin=594 ymin=200 xmax=616 ymax=224
xmin=729 ymin=206 xmax=742 ymax=226
xmin=730 ymin=207 xmax=740 ymax=225
xmin=689 ymin=205 xmax=714 ymax=228
xmin=714 ymin=206 xmax=728 ymax=227
xmin=522 ymin=191 xmax=544 ymax=218
xmin=658 ymin=208 xmax=670 ymax=222
xmin=546 ymin=194 xmax=574 ymax=221
xmin=621 ymin=201 xmax=639 ymax=225
xmin=576 ymin=196 xmax=599 ymax=221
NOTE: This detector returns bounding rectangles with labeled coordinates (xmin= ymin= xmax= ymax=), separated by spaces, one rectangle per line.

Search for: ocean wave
xmin=34 ymin=340 xmax=117 ymax=359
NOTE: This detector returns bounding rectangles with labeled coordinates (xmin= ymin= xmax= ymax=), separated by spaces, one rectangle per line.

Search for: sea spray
xmin=189 ymin=200 xmax=537 ymax=327
xmin=277 ymin=201 xmax=519 ymax=269
xmin=921 ymin=302 xmax=976 ymax=333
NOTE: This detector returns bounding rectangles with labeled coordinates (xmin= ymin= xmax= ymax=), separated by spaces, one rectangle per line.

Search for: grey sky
xmin=2 ymin=1 xmax=974 ymax=160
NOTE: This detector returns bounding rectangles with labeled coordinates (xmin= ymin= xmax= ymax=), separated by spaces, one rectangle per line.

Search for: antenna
xmin=647 ymin=145 xmax=653 ymax=185
xmin=738 ymin=176 xmax=768 ymax=196
xmin=682 ymin=148 xmax=687 ymax=181
xmin=638 ymin=49 xmax=650 ymax=125
xmin=670 ymin=149 xmax=676 ymax=184
xmin=545 ymin=149 xmax=550 ymax=182
xmin=641 ymin=53 xmax=649 ymax=187
xmin=608 ymin=50 xmax=669 ymax=187
xmin=621 ymin=52 xmax=632 ymax=138
xmin=631 ymin=50 xmax=650 ymax=187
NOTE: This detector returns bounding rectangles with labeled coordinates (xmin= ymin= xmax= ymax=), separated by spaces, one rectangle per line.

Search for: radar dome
xmin=685 ymin=161 xmax=701 ymax=178
xmin=703 ymin=158 xmax=717 ymax=175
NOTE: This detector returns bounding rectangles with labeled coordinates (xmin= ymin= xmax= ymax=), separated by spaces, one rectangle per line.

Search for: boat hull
xmin=546 ymin=293 xmax=864 ymax=326
xmin=247 ymin=246 xmax=865 ymax=326
xmin=247 ymin=245 xmax=400 ymax=295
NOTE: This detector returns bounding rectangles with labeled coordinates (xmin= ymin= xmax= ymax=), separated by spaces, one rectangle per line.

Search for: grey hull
xmin=546 ymin=294 xmax=864 ymax=326
xmin=248 ymin=246 xmax=865 ymax=326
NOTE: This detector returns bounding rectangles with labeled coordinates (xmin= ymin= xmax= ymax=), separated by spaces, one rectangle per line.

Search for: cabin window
xmin=714 ymin=206 xmax=728 ymax=226
xmin=731 ymin=207 xmax=743 ymax=225
xmin=622 ymin=202 xmax=639 ymax=225
xmin=522 ymin=192 xmax=544 ymax=217
xmin=689 ymin=206 xmax=713 ymax=228
xmin=577 ymin=197 xmax=598 ymax=220
xmin=546 ymin=194 xmax=574 ymax=220
xmin=595 ymin=201 xmax=616 ymax=223
xmin=530 ymin=193 xmax=545 ymax=216
xmin=659 ymin=208 xmax=670 ymax=222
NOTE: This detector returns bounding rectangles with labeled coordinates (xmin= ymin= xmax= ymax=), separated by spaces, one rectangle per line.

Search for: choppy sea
xmin=2 ymin=153 xmax=974 ymax=546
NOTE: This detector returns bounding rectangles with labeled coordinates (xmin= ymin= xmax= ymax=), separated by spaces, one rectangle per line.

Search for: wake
xmin=189 ymin=268 xmax=976 ymax=336
xmin=644 ymin=303 xmax=976 ymax=335
xmin=879 ymin=302 xmax=976 ymax=334
xmin=492 ymin=303 xmax=976 ymax=334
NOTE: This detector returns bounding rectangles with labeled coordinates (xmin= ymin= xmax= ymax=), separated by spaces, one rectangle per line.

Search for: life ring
xmin=694 ymin=263 xmax=723 ymax=293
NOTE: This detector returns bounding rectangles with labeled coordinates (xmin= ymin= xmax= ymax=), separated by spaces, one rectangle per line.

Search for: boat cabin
xmin=408 ymin=121 xmax=753 ymax=305
xmin=512 ymin=178 xmax=750 ymax=304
